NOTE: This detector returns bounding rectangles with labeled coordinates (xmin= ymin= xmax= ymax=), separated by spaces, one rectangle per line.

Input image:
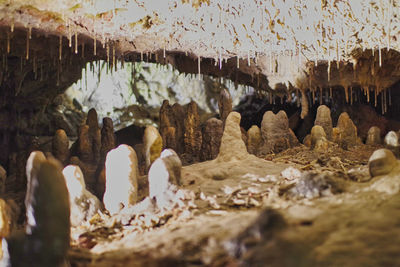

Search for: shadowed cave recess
xmin=1 ymin=1 xmax=400 ymax=266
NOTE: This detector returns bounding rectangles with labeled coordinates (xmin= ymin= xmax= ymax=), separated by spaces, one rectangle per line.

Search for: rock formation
xmin=104 ymin=144 xmax=139 ymax=215
xmin=259 ymin=110 xmax=299 ymax=154
xmin=366 ymin=126 xmax=382 ymax=145
xmin=184 ymin=101 xmax=202 ymax=162
xmin=384 ymin=131 xmax=400 ymax=157
xmin=201 ymin=118 xmax=223 ymax=161
xmin=368 ymin=149 xmax=398 ymax=177
xmin=100 ymin=117 xmax=116 ymax=162
xmin=171 ymin=103 xmax=185 ymax=154
xmin=218 ymin=89 xmax=233 ymax=124
xmin=333 ymin=112 xmax=358 ymax=149
xmin=247 ymin=125 xmax=262 ymax=155
xmin=148 ymin=149 xmax=182 ymax=203
xmin=52 ymin=129 xmax=70 ymax=165
xmin=143 ymin=125 xmax=163 ymax=170
xmin=62 ymin=165 xmax=102 ymax=227
xmin=217 ymin=112 xmax=248 ymax=162
xmin=314 ymin=105 xmax=333 ymax=140
xmin=310 ymin=125 xmax=329 ymax=152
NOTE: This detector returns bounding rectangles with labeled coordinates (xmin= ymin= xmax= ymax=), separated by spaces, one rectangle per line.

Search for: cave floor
xmin=68 ymin=144 xmax=400 ymax=267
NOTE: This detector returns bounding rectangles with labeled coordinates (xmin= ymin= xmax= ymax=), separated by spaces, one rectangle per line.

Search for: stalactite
xmin=367 ymin=87 xmax=370 ymax=103
xmin=106 ymin=42 xmax=110 ymax=67
xmin=68 ymin=23 xmax=72 ymax=48
xmin=296 ymin=89 xmax=300 ymax=107
xmin=300 ymin=89 xmax=309 ymax=119
xmin=247 ymin=50 xmax=250 ymax=66
xmin=327 ymin=60 xmax=331 ymax=82
xmin=237 ymin=56 xmax=239 ymax=68
xmin=26 ymin=29 xmax=29 ymax=60
xmin=140 ymin=52 xmax=143 ymax=61
xmin=198 ymin=56 xmax=201 ymax=80
xmin=379 ymin=45 xmax=382 ymax=67
xmin=82 ymin=42 xmax=85 ymax=58
xmin=75 ymin=32 xmax=78 ymax=54
xmin=389 ymin=88 xmax=392 ymax=106
xmin=112 ymin=44 xmax=115 ymax=70
xmin=374 ymin=88 xmax=378 ymax=107
xmin=319 ymin=88 xmax=323 ymax=105
xmin=329 ymin=87 xmax=332 ymax=99
xmin=312 ymin=88 xmax=315 ymax=105
xmin=350 ymin=87 xmax=353 ymax=105
xmin=6 ymin=31 xmax=10 ymax=54
xmin=94 ymin=36 xmax=97 ymax=56
xmin=59 ymin=35 xmax=62 ymax=61
xmin=344 ymin=86 xmax=349 ymax=103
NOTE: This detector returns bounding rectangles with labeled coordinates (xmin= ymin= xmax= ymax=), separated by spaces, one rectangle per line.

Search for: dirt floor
xmin=66 ymin=143 xmax=400 ymax=267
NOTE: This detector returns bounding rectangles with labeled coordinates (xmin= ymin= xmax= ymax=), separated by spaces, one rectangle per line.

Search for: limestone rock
xmin=366 ymin=126 xmax=382 ymax=145
xmin=184 ymin=101 xmax=202 ymax=162
xmin=25 ymin=151 xmax=46 ymax=227
xmin=23 ymin=158 xmax=70 ymax=266
xmin=368 ymin=148 xmax=398 ymax=177
xmin=201 ymin=118 xmax=223 ymax=161
xmin=104 ymin=144 xmax=139 ymax=214
xmin=160 ymin=100 xmax=173 ymax=131
xmin=384 ymin=131 xmax=399 ymax=157
xmin=143 ymin=125 xmax=163 ymax=170
xmin=86 ymin=108 xmax=101 ymax=164
xmin=334 ymin=112 xmax=358 ymax=149
xmin=260 ymin=110 xmax=299 ymax=154
xmin=217 ymin=112 xmax=248 ymax=162
xmin=62 ymin=165 xmax=102 ymax=227
xmin=303 ymin=134 xmax=311 ymax=147
xmin=0 ymin=166 xmax=6 ymax=195
xmin=86 ymin=108 xmax=99 ymax=131
xmin=100 ymin=117 xmax=116 ymax=161
xmin=162 ymin=126 xmax=177 ymax=151
xmin=78 ymin=125 xmax=92 ymax=163
xmin=148 ymin=149 xmax=182 ymax=201
xmin=52 ymin=129 xmax=69 ymax=165
xmin=314 ymin=105 xmax=333 ymax=140
xmin=218 ymin=89 xmax=232 ymax=124
xmin=171 ymin=103 xmax=185 ymax=154
xmin=310 ymin=125 xmax=329 ymax=151
xmin=69 ymin=156 xmax=97 ymax=191
xmin=247 ymin=125 xmax=262 ymax=155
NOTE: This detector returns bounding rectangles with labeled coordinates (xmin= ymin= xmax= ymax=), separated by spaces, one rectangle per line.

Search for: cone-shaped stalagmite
xmin=218 ymin=89 xmax=232 ymax=124
xmin=104 ymin=144 xmax=139 ymax=215
xmin=52 ymin=129 xmax=69 ymax=165
xmin=217 ymin=112 xmax=248 ymax=162
xmin=314 ymin=105 xmax=333 ymax=140
xmin=384 ymin=131 xmax=399 ymax=157
xmin=62 ymin=165 xmax=101 ymax=227
xmin=148 ymin=149 xmax=182 ymax=202
xmin=310 ymin=125 xmax=329 ymax=151
xmin=201 ymin=118 xmax=223 ymax=161
xmin=100 ymin=117 xmax=116 ymax=161
xmin=247 ymin=125 xmax=261 ymax=155
xmin=184 ymin=101 xmax=202 ymax=162
xmin=366 ymin=126 xmax=382 ymax=145
xmin=260 ymin=110 xmax=299 ymax=154
xmin=143 ymin=125 xmax=163 ymax=170
xmin=334 ymin=112 xmax=358 ymax=149
xmin=172 ymin=103 xmax=185 ymax=154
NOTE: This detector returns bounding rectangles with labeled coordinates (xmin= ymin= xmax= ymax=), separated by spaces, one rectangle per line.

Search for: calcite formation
xmin=246 ymin=125 xmax=262 ymax=155
xmin=218 ymin=89 xmax=233 ymax=124
xmin=310 ymin=125 xmax=329 ymax=152
xmin=184 ymin=101 xmax=202 ymax=162
xmin=314 ymin=105 xmax=333 ymax=141
xmin=334 ymin=112 xmax=359 ymax=150
xmin=104 ymin=144 xmax=139 ymax=215
xmin=52 ymin=129 xmax=70 ymax=165
xmin=217 ymin=112 xmax=248 ymax=162
xmin=201 ymin=118 xmax=223 ymax=161
xmin=259 ymin=110 xmax=299 ymax=155
xmin=143 ymin=125 xmax=163 ymax=170
xmin=384 ymin=131 xmax=400 ymax=157
xmin=62 ymin=165 xmax=102 ymax=227
xmin=368 ymin=149 xmax=398 ymax=177
xmin=366 ymin=126 xmax=382 ymax=145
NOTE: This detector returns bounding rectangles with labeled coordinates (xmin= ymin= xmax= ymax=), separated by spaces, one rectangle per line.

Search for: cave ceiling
xmin=0 ymin=0 xmax=400 ymax=98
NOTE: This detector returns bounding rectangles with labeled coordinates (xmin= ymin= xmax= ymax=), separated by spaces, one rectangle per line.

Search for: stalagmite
xmin=300 ymin=89 xmax=309 ymax=119
xmin=75 ymin=32 xmax=78 ymax=54
xmin=366 ymin=126 xmax=381 ymax=145
xmin=218 ymin=89 xmax=233 ymax=124
xmin=198 ymin=56 xmax=201 ymax=80
xmin=52 ymin=129 xmax=69 ymax=165
xmin=6 ymin=32 xmax=10 ymax=54
xmin=59 ymin=35 xmax=62 ymax=61
xmin=26 ymin=29 xmax=29 ymax=60
xmin=104 ymin=145 xmax=139 ymax=214
xmin=201 ymin=118 xmax=223 ymax=161
xmin=143 ymin=125 xmax=163 ymax=170
xmin=93 ymin=36 xmax=96 ymax=55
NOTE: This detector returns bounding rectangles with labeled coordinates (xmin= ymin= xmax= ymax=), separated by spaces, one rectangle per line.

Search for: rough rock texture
xmin=52 ymin=129 xmax=70 ymax=165
xmin=162 ymin=126 xmax=177 ymax=152
xmin=201 ymin=118 xmax=223 ymax=161
xmin=259 ymin=110 xmax=299 ymax=154
xmin=368 ymin=149 xmax=398 ymax=177
xmin=217 ymin=112 xmax=248 ymax=162
xmin=334 ymin=112 xmax=358 ymax=150
xmin=19 ymin=158 xmax=70 ymax=267
xmin=148 ymin=149 xmax=182 ymax=201
xmin=104 ymin=144 xmax=139 ymax=215
xmin=218 ymin=89 xmax=233 ymax=124
xmin=366 ymin=126 xmax=382 ymax=145
xmin=184 ymin=101 xmax=202 ymax=162
xmin=314 ymin=105 xmax=333 ymax=140
xmin=247 ymin=125 xmax=262 ymax=155
xmin=25 ymin=151 xmax=46 ymax=226
xmin=310 ymin=125 xmax=329 ymax=152
xmin=384 ymin=131 xmax=399 ymax=157
xmin=171 ymin=103 xmax=185 ymax=154
xmin=143 ymin=125 xmax=163 ymax=170
xmin=100 ymin=117 xmax=116 ymax=162
xmin=78 ymin=125 xmax=92 ymax=163
xmin=62 ymin=165 xmax=102 ymax=227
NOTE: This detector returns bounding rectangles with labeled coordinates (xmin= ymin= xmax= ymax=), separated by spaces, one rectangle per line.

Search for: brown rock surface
xmin=314 ymin=105 xmax=333 ymax=140
xmin=184 ymin=101 xmax=202 ymax=162
xmin=52 ymin=129 xmax=70 ymax=165
xmin=334 ymin=112 xmax=358 ymax=150
xmin=201 ymin=118 xmax=223 ymax=161
xmin=366 ymin=126 xmax=382 ymax=145
xmin=247 ymin=125 xmax=262 ymax=155
xmin=218 ymin=89 xmax=233 ymax=124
